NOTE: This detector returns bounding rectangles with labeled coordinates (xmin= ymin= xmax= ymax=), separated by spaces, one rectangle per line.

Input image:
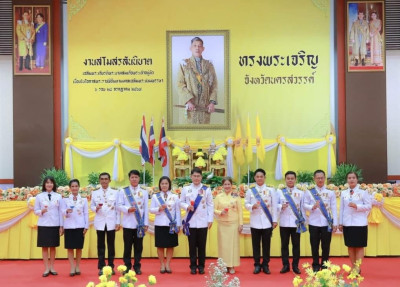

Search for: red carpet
xmin=1 ymin=257 xmax=399 ymax=286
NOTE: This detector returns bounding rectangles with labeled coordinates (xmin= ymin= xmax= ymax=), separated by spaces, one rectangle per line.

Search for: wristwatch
xmin=209 ymin=100 xmax=217 ymax=105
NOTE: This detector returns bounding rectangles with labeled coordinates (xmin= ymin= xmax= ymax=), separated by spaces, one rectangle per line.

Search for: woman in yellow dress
xmin=369 ymin=11 xmax=383 ymax=66
xmin=214 ymin=177 xmax=243 ymax=274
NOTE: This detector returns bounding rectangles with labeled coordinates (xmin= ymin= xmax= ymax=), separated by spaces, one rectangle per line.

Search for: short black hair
xmin=158 ymin=176 xmax=172 ymax=191
xmin=69 ymin=179 xmax=80 ymax=187
xmin=191 ymin=37 xmax=203 ymax=45
xmin=254 ymin=168 xmax=266 ymax=177
xmin=222 ymin=177 xmax=233 ymax=185
xmin=128 ymin=170 xmax=140 ymax=177
xmin=191 ymin=167 xmax=203 ymax=175
xmin=42 ymin=176 xmax=57 ymax=192
xmin=36 ymin=13 xmax=44 ymax=19
xmin=99 ymin=172 xmax=111 ymax=180
xmin=285 ymin=171 xmax=297 ymax=178
xmin=346 ymin=171 xmax=359 ymax=179
xmin=314 ymin=169 xmax=326 ymax=177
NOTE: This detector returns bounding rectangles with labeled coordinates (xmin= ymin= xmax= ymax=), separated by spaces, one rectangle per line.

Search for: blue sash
xmin=182 ymin=185 xmax=207 ymax=236
xmin=282 ymin=188 xmax=307 ymax=233
xmin=310 ymin=188 xmax=333 ymax=232
xmin=251 ymin=187 xmax=273 ymax=225
xmin=156 ymin=192 xmax=178 ymax=234
xmin=124 ymin=187 xmax=145 ymax=238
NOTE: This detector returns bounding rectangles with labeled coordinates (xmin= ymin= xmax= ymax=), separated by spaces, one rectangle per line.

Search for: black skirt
xmin=343 ymin=226 xmax=368 ymax=247
xmin=155 ymin=225 xmax=178 ymax=248
xmin=37 ymin=226 xmax=60 ymax=247
xmin=64 ymin=228 xmax=85 ymax=249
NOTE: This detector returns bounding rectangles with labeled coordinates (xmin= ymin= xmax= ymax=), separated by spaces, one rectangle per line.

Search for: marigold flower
xmin=148 ymin=274 xmax=157 ymax=285
xmin=342 ymin=264 xmax=351 ymax=273
xmin=102 ymin=266 xmax=112 ymax=276
xmin=292 ymin=276 xmax=303 ymax=287
xmin=86 ymin=282 xmax=95 ymax=287
xmin=117 ymin=265 xmax=127 ymax=273
xmin=119 ymin=277 xmax=127 ymax=283
xmin=99 ymin=275 xmax=108 ymax=283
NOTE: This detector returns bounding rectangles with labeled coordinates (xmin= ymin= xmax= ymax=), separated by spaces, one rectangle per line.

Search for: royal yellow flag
xmin=233 ymin=119 xmax=245 ymax=166
xmin=256 ymin=114 xmax=265 ymax=163
xmin=246 ymin=115 xmax=253 ymax=164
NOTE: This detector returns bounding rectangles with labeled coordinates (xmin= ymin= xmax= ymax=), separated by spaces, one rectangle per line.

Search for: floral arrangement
xmin=2 ymin=182 xmax=400 ymax=201
xmin=212 ymin=152 xmax=224 ymax=162
xmin=206 ymin=258 xmax=240 ymax=287
xmin=195 ymin=157 xmax=207 ymax=168
xmin=293 ymin=260 xmax=363 ymax=287
xmin=86 ymin=265 xmax=156 ymax=287
xmin=177 ymin=151 xmax=189 ymax=162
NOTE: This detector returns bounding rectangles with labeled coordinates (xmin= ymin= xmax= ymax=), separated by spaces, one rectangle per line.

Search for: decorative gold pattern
xmin=68 ymin=0 xmax=88 ymax=21
xmin=311 ymin=0 xmax=329 ymax=15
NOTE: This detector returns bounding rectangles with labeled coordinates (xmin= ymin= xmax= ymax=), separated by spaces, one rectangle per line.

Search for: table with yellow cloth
xmin=1 ymin=198 xmax=400 ymax=259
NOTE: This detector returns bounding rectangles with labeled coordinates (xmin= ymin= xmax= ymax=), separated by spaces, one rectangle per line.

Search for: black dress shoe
xmin=42 ymin=272 xmax=50 ymax=277
xmin=49 ymin=271 xmax=58 ymax=275
xmin=160 ymin=268 xmax=166 ymax=274
xmin=75 ymin=271 xmax=81 ymax=275
xmin=98 ymin=270 xmax=103 ymax=276
xmin=198 ymin=268 xmax=205 ymax=274
xmin=190 ymin=268 xmax=197 ymax=275
xmin=355 ymin=59 xmax=359 ymax=66
xmin=262 ymin=266 xmax=271 ymax=274
xmin=253 ymin=266 xmax=261 ymax=274
xmin=361 ymin=59 xmax=365 ymax=66
xmin=135 ymin=269 xmax=142 ymax=275
xmin=313 ymin=267 xmax=320 ymax=272
xmin=69 ymin=272 xmax=75 ymax=277
xmin=112 ymin=269 xmax=115 ymax=275
xmin=293 ymin=266 xmax=301 ymax=274
xmin=280 ymin=265 xmax=290 ymax=274
xmin=166 ymin=269 xmax=172 ymax=274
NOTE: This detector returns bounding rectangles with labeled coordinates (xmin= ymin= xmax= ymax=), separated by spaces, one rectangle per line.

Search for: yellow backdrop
xmin=67 ymin=0 xmax=332 ymax=184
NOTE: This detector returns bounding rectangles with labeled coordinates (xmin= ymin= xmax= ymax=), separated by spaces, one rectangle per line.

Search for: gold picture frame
xmin=13 ymin=5 xmax=51 ymax=75
xmin=347 ymin=1 xmax=385 ymax=72
xmin=167 ymin=30 xmax=230 ymax=130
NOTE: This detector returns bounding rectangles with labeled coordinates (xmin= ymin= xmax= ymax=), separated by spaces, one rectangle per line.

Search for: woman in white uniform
xmin=34 ymin=176 xmax=63 ymax=277
xmin=61 ymin=179 xmax=89 ymax=276
xmin=339 ymin=172 xmax=371 ymax=273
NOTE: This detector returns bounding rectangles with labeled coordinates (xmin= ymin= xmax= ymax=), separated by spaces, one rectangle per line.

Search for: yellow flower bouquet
xmin=86 ymin=265 xmax=156 ymax=287
xmin=293 ymin=260 xmax=364 ymax=287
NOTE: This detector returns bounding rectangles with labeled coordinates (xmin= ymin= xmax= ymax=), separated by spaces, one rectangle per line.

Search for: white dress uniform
xmin=276 ymin=187 xmax=304 ymax=269
xmin=90 ymin=187 xmax=120 ymax=231
xmin=244 ymin=184 xmax=277 ymax=269
xmin=117 ymin=185 xmax=148 ymax=272
xmin=180 ymin=183 xmax=213 ymax=271
xmin=34 ymin=191 xmax=63 ymax=247
xmin=303 ymin=185 xmax=338 ymax=270
xmin=150 ymin=191 xmax=181 ymax=248
xmin=339 ymin=185 xmax=371 ymax=247
xmin=90 ymin=187 xmax=120 ymax=270
xmin=117 ymin=185 xmax=149 ymax=229
xmin=61 ymin=194 xmax=89 ymax=249
xmin=303 ymin=186 xmax=338 ymax=227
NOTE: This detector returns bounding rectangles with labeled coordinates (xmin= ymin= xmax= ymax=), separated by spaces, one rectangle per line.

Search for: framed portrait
xmin=167 ymin=30 xmax=230 ymax=130
xmin=347 ymin=1 xmax=385 ymax=72
xmin=13 ymin=5 xmax=51 ymax=75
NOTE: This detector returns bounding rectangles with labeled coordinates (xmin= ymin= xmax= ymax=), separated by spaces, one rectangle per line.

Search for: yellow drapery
xmin=2 ymin=198 xmax=400 ymax=259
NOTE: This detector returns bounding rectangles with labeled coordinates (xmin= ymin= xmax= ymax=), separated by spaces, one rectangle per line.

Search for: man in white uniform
xmin=180 ymin=167 xmax=214 ymax=274
xmin=118 ymin=169 xmax=149 ymax=275
xmin=245 ymin=168 xmax=278 ymax=274
xmin=91 ymin=172 xmax=120 ymax=275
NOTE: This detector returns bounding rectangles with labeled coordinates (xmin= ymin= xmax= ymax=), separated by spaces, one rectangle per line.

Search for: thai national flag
xmin=148 ymin=118 xmax=156 ymax=166
xmin=139 ymin=115 xmax=149 ymax=165
xmin=158 ymin=118 xmax=168 ymax=167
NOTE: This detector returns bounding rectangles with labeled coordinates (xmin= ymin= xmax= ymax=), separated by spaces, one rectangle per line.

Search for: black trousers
xmin=280 ymin=227 xmax=300 ymax=268
xmin=250 ymin=227 xmax=272 ymax=267
xmin=309 ymin=225 xmax=332 ymax=269
xmin=123 ymin=228 xmax=144 ymax=270
xmin=96 ymin=225 xmax=115 ymax=269
xmin=188 ymin=227 xmax=208 ymax=269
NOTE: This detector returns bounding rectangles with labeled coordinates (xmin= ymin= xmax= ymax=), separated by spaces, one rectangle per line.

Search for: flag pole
xmin=143 ymin=165 xmax=146 ymax=186
xmin=152 ymin=164 xmax=155 ymax=187
xmin=247 ymin=164 xmax=250 ymax=186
